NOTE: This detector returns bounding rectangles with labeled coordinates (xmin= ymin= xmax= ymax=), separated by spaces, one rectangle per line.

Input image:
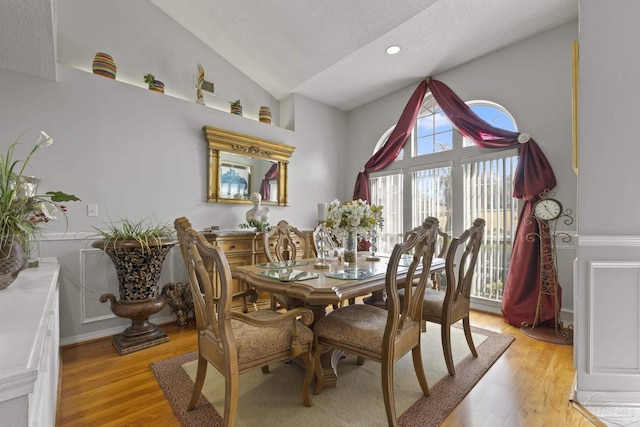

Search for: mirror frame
xmin=203 ymin=126 xmax=295 ymax=206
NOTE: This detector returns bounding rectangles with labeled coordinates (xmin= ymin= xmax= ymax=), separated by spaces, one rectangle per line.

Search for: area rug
xmin=151 ymin=325 xmax=514 ymax=427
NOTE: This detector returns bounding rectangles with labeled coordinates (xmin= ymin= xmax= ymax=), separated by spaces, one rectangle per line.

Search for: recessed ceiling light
xmin=386 ymin=45 xmax=401 ymax=55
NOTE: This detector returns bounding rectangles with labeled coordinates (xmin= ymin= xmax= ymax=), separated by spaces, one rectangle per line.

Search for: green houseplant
xmin=0 ymin=131 xmax=80 ymax=289
xmin=92 ymin=217 xmax=177 ymax=354
xmin=229 ymin=99 xmax=243 ymax=116
xmin=143 ymin=73 xmax=164 ymax=93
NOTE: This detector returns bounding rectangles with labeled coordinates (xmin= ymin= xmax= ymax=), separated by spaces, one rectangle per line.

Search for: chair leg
xmin=463 ymin=317 xmax=477 ymax=357
xmin=411 ymin=345 xmax=430 ymax=396
xmin=270 ymin=294 xmax=277 ymax=311
xmin=224 ymin=370 xmax=240 ymax=427
xmin=261 ymin=365 xmax=269 ymax=374
xmin=381 ymin=359 xmax=398 ymax=427
xmin=187 ymin=355 xmax=208 ymax=410
xmin=313 ymin=341 xmax=325 ymax=395
xmin=442 ymin=325 xmax=455 ymax=376
xmin=300 ymin=349 xmax=314 ymax=407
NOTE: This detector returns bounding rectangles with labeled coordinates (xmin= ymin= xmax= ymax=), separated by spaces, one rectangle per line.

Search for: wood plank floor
xmin=57 ymin=310 xmax=594 ymax=426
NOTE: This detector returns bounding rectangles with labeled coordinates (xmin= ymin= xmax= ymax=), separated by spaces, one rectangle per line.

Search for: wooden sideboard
xmin=0 ymin=258 xmax=60 ymax=427
xmin=203 ymin=230 xmax=312 ymax=305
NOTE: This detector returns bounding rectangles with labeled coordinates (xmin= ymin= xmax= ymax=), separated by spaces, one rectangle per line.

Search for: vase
xmin=92 ymin=52 xmax=117 ymax=79
xmin=230 ymin=104 xmax=243 ymax=116
xmin=259 ymin=106 xmax=272 ymax=124
xmin=149 ymin=80 xmax=165 ymax=93
xmin=92 ymin=239 xmax=176 ymax=354
xmin=343 ymin=231 xmax=358 ymax=264
xmin=0 ymin=240 xmax=27 ymax=290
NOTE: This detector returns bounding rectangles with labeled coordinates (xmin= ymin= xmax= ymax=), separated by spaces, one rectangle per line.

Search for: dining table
xmin=232 ymin=253 xmax=445 ymax=391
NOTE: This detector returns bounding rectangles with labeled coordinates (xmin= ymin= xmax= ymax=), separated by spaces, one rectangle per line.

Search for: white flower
xmin=37 ymin=201 xmax=58 ymax=221
xmin=325 ymin=199 xmax=383 ymax=241
xmin=35 ymin=131 xmax=53 ymax=148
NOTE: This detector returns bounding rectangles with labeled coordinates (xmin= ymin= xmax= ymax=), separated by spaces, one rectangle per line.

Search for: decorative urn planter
xmin=92 ymin=238 xmax=176 ymax=355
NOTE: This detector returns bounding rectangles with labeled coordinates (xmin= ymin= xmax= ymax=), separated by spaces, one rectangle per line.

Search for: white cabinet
xmin=0 ymin=258 xmax=60 ymax=427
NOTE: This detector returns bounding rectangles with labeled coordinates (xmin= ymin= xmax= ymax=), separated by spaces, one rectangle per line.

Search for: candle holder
xmin=314 ymin=221 xmax=331 ymax=269
xmin=366 ymin=227 xmax=380 ymax=261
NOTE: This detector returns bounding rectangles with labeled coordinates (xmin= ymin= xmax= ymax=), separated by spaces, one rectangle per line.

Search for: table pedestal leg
xmin=306 ymin=303 xmax=345 ymax=391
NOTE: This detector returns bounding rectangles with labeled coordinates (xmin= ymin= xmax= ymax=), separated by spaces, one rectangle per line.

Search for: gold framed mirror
xmin=203 ymin=126 xmax=295 ymax=206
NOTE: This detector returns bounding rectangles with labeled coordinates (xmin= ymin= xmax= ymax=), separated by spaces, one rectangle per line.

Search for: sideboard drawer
xmin=216 ymin=238 xmax=254 ymax=253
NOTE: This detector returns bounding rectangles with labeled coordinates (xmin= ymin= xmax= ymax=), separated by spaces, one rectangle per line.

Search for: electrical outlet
xmin=87 ymin=204 xmax=99 ymax=217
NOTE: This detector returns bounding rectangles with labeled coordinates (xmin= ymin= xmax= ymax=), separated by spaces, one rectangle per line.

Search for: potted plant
xmin=143 ymin=73 xmax=164 ymax=93
xmin=229 ymin=99 xmax=242 ymax=116
xmin=92 ymin=217 xmax=176 ymax=354
xmin=0 ymin=131 xmax=80 ymax=290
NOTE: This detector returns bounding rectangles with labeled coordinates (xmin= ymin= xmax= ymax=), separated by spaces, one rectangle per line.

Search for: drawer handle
xmin=230 ymin=245 xmax=236 ymax=249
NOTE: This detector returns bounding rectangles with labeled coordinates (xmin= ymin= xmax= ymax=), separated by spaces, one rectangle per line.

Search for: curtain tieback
xmin=517 ymin=133 xmax=531 ymax=143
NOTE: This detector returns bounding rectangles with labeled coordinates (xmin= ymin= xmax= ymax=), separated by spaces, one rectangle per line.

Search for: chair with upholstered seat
xmin=312 ymin=217 xmax=439 ymax=427
xmin=420 ymin=218 xmax=485 ymax=376
xmin=174 ymin=217 xmax=315 ymax=426
xmin=263 ymin=219 xmax=313 ymax=310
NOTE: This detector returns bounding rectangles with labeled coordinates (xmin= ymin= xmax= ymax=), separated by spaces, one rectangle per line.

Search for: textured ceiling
xmin=2 ymin=0 xmax=578 ymax=111
xmin=150 ymin=0 xmax=578 ymax=110
xmin=0 ymin=0 xmax=57 ymax=81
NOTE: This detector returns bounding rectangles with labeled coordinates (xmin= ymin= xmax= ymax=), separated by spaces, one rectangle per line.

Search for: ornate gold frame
xmin=202 ymin=126 xmax=295 ymax=206
xmin=572 ymin=40 xmax=579 ymax=175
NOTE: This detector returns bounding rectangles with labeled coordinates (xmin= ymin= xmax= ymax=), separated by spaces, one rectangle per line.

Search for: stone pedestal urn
xmin=92 ymin=238 xmax=176 ymax=355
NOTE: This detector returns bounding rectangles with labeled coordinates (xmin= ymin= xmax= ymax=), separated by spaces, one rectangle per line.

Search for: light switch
xmin=87 ymin=204 xmax=99 ymax=217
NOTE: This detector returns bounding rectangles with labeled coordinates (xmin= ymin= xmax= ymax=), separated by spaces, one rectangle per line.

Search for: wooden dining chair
xmin=263 ymin=219 xmax=312 ymax=310
xmin=174 ymin=217 xmax=315 ymax=426
xmin=174 ymin=217 xmax=258 ymax=313
xmin=430 ymin=227 xmax=449 ymax=290
xmin=420 ymin=218 xmax=485 ymax=376
xmin=312 ymin=217 xmax=439 ymax=427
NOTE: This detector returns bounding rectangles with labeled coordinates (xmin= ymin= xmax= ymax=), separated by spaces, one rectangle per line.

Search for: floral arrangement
xmin=0 ymin=131 xmax=80 ymax=255
xmin=325 ymin=199 xmax=383 ymax=241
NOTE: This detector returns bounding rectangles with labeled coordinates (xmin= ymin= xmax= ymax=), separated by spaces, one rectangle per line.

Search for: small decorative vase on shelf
xmin=149 ymin=80 xmax=165 ymax=93
xmin=259 ymin=106 xmax=272 ymax=124
xmin=343 ymin=231 xmax=358 ymax=265
xmin=92 ymin=52 xmax=117 ymax=79
xmin=0 ymin=240 xmax=27 ymax=290
xmin=229 ymin=100 xmax=243 ymax=116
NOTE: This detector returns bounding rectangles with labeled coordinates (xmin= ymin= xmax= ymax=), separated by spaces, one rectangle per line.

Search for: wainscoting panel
xmin=576 ymin=237 xmax=640 ymax=406
xmin=589 ymin=261 xmax=640 ymax=374
xmin=80 ymin=249 xmax=119 ymax=324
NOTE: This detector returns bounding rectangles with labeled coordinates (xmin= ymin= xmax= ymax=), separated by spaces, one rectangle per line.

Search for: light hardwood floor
xmin=57 ymin=310 xmax=595 ymax=426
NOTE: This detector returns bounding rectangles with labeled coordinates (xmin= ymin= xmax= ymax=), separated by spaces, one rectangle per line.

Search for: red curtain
xmin=259 ymin=162 xmax=278 ymax=201
xmin=353 ymin=77 xmax=558 ymax=327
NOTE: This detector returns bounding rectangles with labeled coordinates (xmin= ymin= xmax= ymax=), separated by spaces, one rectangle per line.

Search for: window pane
xmin=370 ymin=174 xmax=403 ymax=254
xmin=463 ymin=155 xmax=519 ymax=301
xmin=416 ymin=108 xmax=452 ymax=155
xmin=411 ymin=166 xmax=452 ymax=235
xmin=463 ymin=103 xmax=518 ymax=147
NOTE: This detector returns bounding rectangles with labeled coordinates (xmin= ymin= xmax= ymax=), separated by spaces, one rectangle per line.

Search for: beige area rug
xmin=151 ymin=325 xmax=514 ymax=427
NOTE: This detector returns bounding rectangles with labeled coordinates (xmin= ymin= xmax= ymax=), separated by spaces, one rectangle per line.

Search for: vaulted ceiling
xmin=1 ymin=0 xmax=578 ymax=111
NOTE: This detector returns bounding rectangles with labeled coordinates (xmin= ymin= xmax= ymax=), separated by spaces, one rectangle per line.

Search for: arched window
xmin=370 ymin=96 xmax=519 ymax=304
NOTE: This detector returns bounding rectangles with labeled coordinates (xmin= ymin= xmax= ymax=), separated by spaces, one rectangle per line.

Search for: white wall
xmin=574 ymin=0 xmax=640 ymax=409
xmin=347 ymin=20 xmax=579 ymax=312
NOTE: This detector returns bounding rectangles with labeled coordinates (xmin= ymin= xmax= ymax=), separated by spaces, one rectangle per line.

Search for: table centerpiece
xmin=325 ymin=199 xmax=383 ymax=264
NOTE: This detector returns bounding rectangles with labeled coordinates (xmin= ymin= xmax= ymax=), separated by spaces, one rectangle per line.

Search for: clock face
xmin=533 ymin=199 xmax=562 ymax=221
